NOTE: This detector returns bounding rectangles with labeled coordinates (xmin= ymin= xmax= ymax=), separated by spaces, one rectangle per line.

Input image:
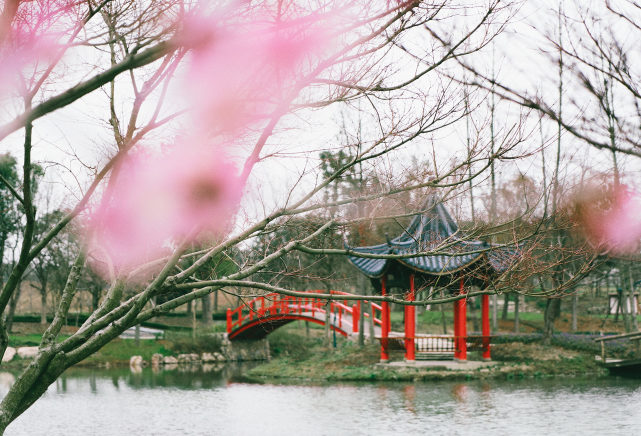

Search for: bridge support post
xmin=380 ymin=275 xmax=390 ymax=363
xmin=454 ymin=278 xmax=467 ymax=361
xmin=405 ymin=274 xmax=416 ymax=362
xmin=482 ymin=294 xmax=491 ymax=360
xmin=226 ymin=308 xmax=232 ymax=334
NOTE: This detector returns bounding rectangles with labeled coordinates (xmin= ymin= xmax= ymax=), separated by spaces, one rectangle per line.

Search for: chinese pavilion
xmin=346 ymin=196 xmax=521 ymax=362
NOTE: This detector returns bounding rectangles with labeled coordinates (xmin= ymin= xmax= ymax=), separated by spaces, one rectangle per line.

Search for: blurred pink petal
xmin=575 ymin=184 xmax=641 ymax=254
xmin=0 ymin=0 xmax=76 ymax=94
xmin=179 ymin=10 xmax=333 ymax=133
xmin=85 ymin=141 xmax=242 ymax=276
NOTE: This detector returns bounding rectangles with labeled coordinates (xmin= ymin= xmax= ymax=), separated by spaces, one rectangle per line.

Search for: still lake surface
xmin=2 ymin=364 xmax=641 ymax=435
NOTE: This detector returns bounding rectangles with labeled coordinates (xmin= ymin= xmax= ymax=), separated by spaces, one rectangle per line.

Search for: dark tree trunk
xmin=543 ymin=298 xmax=561 ymax=344
xmin=501 ymin=294 xmax=509 ymax=321
xmin=91 ymin=288 xmax=101 ymax=312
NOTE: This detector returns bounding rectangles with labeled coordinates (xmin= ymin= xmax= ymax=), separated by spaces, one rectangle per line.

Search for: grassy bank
xmin=246 ymin=329 xmax=607 ymax=382
xmin=4 ymin=325 xmax=224 ymax=369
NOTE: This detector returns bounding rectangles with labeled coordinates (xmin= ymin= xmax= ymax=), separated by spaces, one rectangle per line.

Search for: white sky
xmin=1 ymin=0 xmax=639 ymax=234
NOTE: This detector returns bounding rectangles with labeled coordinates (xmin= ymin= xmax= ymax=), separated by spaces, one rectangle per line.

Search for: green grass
xmin=8 ymin=333 xmax=71 ymax=347
xmin=82 ymin=339 xmax=172 ymax=364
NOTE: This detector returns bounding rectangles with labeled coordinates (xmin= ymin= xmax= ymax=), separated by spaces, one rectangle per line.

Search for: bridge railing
xmin=226 ymin=290 xmax=382 ymax=335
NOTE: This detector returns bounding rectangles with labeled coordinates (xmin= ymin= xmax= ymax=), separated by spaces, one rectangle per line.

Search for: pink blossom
xmin=574 ymin=183 xmax=641 ymax=254
xmin=178 ymin=10 xmax=333 ymax=134
xmin=0 ymin=0 xmax=76 ymax=94
xmin=0 ymin=32 xmax=58 ymax=93
xmin=86 ymin=141 xmax=242 ymax=277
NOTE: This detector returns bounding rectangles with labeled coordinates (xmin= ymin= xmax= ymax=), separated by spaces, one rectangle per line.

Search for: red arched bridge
xmin=225 ymin=290 xmax=491 ymax=360
xmin=226 ymin=290 xmax=381 ymax=340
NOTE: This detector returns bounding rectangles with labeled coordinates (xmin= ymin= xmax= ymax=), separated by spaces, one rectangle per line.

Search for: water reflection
xmin=48 ymin=361 xmax=259 ymax=394
xmin=402 ymin=385 xmax=416 ymax=414
xmin=2 ymin=368 xmax=641 ymax=436
xmin=452 ymin=383 xmax=469 ymax=403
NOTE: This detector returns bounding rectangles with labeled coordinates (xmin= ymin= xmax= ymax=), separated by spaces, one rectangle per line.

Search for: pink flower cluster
xmin=0 ymin=0 xmax=75 ymax=94
xmin=86 ymin=143 xmax=241 ymax=276
xmin=179 ymin=10 xmax=332 ymax=134
xmin=574 ymin=183 xmax=641 ymax=254
xmin=85 ymin=5 xmax=336 ymax=276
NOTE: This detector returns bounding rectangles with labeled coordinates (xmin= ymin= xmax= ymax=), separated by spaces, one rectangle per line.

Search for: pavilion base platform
xmin=379 ymin=360 xmax=497 ymax=370
xmin=377 ymin=334 xmax=492 ymax=363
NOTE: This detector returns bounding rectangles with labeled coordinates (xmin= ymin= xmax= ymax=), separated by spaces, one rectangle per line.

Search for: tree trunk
xmin=543 ymin=298 xmax=561 ymax=344
xmin=571 ymin=292 xmax=578 ymax=332
xmin=620 ymin=270 xmax=632 ymax=333
xmin=468 ymin=297 xmax=480 ymax=332
xmin=501 ymin=294 xmax=509 ymax=321
xmin=40 ymin=290 xmax=47 ymax=325
xmin=513 ymin=295 xmax=520 ymax=333
xmin=440 ymin=290 xmax=448 ymax=334
xmin=324 ymin=300 xmax=331 ymax=346
xmin=201 ymin=294 xmax=212 ymax=326
xmin=191 ymin=305 xmax=197 ymax=340
xmin=213 ymin=289 xmax=218 ymax=312
xmin=491 ymin=294 xmax=497 ymax=330
xmin=91 ymin=288 xmax=101 ymax=312
xmin=356 ymin=283 xmax=364 ymax=347
xmin=5 ymin=281 xmax=22 ymax=334
xmin=357 ymin=301 xmax=365 ymax=346
xmin=368 ymin=302 xmax=375 ymax=344
xmin=134 ymin=324 xmax=140 ymax=347
xmin=628 ymin=266 xmax=638 ymax=331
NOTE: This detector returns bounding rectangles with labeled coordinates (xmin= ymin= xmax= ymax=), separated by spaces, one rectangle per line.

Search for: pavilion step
xmin=416 ymin=352 xmax=455 ymax=361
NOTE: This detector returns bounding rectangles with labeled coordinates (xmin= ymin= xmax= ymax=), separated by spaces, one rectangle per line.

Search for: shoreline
xmin=244 ymin=341 xmax=609 ymax=383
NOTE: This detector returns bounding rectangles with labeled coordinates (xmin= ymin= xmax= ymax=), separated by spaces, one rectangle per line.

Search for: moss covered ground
xmin=246 ymin=327 xmax=608 ymax=382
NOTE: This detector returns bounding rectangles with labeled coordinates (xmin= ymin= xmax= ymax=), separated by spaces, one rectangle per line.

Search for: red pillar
xmin=380 ymin=275 xmax=390 ymax=363
xmin=405 ymin=274 xmax=416 ymax=362
xmin=454 ymin=278 xmax=467 ymax=361
xmin=482 ymin=294 xmax=491 ymax=360
xmin=226 ymin=308 xmax=232 ymax=334
xmin=352 ymin=304 xmax=359 ymax=334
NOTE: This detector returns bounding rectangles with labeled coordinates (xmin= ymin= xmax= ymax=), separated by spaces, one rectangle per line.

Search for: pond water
xmin=3 ymin=364 xmax=641 ymax=435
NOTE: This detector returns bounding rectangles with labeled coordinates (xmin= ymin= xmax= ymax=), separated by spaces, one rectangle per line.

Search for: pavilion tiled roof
xmin=346 ymin=196 xmax=521 ymax=279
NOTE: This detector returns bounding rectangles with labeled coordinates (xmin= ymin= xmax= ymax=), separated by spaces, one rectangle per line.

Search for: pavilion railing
xmin=411 ymin=334 xmax=490 ymax=354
